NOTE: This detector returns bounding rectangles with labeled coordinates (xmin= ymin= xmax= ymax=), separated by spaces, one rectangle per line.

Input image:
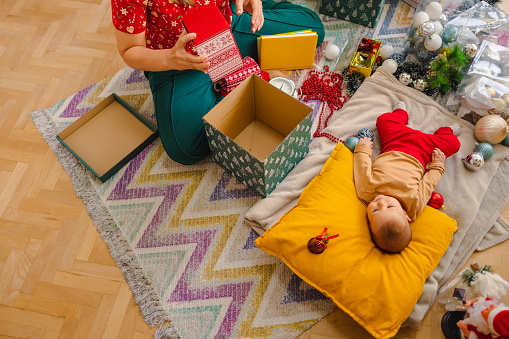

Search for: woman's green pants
xmin=145 ymin=0 xmax=325 ymax=165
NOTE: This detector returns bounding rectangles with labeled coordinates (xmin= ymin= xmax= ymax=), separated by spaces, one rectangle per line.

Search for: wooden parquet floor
xmin=0 ymin=0 xmax=508 ymax=338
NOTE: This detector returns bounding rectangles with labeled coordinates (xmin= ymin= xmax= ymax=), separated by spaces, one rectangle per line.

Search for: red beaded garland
xmin=299 ymin=66 xmax=348 ymax=143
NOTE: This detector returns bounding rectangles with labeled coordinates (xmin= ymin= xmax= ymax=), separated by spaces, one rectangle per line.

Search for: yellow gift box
xmin=348 ymin=37 xmax=382 ymax=78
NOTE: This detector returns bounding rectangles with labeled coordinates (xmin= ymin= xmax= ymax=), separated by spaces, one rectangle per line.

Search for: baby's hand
xmin=432 ymin=148 xmax=445 ymax=163
xmin=358 ymin=137 xmax=373 ymax=149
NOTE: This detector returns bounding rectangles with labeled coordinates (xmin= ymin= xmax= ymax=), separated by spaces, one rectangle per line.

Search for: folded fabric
xmin=255 ymin=142 xmax=458 ymax=339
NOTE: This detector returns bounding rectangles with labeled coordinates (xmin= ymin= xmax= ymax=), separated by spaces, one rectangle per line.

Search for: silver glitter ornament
xmin=399 ymin=72 xmax=412 ymax=85
xmin=438 ymin=13 xmax=448 ymax=25
xmin=419 ymin=21 xmax=436 ymax=38
xmin=413 ymin=78 xmax=427 ymax=91
xmin=464 ymin=43 xmax=478 ymax=58
xmin=462 ymin=152 xmax=484 ymax=171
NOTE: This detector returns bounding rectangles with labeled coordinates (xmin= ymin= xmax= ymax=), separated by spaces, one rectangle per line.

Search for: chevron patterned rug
xmin=31 ymin=1 xmax=414 ymax=338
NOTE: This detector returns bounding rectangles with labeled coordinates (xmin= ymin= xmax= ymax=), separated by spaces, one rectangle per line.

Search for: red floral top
xmin=111 ymin=0 xmax=232 ymax=53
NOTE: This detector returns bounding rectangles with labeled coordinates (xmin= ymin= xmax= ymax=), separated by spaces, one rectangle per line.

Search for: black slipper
xmin=441 ymin=311 xmax=466 ymax=339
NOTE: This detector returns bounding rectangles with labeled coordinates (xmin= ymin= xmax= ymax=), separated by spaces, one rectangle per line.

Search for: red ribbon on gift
xmin=316 ymin=227 xmax=339 ymax=248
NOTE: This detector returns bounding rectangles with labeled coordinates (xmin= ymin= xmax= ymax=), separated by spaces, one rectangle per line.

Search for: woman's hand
xmin=235 ymin=0 xmax=264 ymax=33
xmin=115 ymin=29 xmax=210 ymax=72
xmin=168 ymin=32 xmax=210 ymax=73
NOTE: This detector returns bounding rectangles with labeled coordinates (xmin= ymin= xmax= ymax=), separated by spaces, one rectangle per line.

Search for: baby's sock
xmin=448 ymin=123 xmax=461 ymax=136
xmin=392 ymin=101 xmax=406 ymax=111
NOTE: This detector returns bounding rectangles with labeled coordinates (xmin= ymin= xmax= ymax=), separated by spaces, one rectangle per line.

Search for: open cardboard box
xmin=57 ymin=94 xmax=158 ymax=182
xmin=203 ymin=74 xmax=312 ymax=197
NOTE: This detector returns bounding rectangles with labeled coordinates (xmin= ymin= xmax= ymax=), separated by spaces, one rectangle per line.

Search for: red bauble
xmin=427 ymin=192 xmax=444 ymax=209
xmin=307 ymin=237 xmax=326 ymax=254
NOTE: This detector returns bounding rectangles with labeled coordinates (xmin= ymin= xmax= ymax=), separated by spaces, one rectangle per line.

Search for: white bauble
xmin=413 ymin=11 xmax=430 ymax=28
xmin=424 ymin=34 xmax=442 ymax=51
xmin=380 ymin=45 xmax=395 ymax=60
xmin=324 ymin=44 xmax=340 ymax=60
xmin=425 ymin=2 xmax=442 ymax=20
xmin=434 ymin=21 xmax=443 ymax=36
xmin=382 ymin=59 xmax=398 ymax=73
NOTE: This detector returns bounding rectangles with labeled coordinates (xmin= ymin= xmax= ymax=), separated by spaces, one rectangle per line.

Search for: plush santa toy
xmin=457 ymin=297 xmax=509 ymax=339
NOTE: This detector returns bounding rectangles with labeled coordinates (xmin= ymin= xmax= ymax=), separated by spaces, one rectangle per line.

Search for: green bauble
xmin=344 ymin=137 xmax=360 ymax=152
xmin=474 ymin=142 xmax=494 ymax=160
xmin=502 ymin=133 xmax=509 ymax=147
xmin=442 ymin=26 xmax=459 ymax=44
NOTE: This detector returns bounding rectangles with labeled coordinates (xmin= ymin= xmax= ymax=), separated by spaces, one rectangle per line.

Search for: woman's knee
xmin=161 ymin=131 xmax=210 ymax=165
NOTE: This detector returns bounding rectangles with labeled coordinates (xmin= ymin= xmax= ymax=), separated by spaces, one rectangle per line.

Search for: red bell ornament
xmin=427 ymin=192 xmax=444 ymax=209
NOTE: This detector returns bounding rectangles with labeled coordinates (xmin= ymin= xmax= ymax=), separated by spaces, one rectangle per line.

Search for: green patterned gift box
xmin=203 ymin=75 xmax=313 ymax=197
xmin=319 ymin=0 xmax=386 ymax=28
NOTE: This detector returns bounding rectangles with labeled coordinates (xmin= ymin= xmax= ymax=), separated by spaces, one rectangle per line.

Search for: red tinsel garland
xmin=299 ymin=66 xmax=348 ymax=143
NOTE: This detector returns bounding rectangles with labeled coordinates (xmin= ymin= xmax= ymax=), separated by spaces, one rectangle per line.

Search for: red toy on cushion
xmin=428 ymin=191 xmax=444 ymax=209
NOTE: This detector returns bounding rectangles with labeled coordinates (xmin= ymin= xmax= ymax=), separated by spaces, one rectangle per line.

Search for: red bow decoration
xmin=307 ymin=227 xmax=339 ymax=254
xmin=316 ymin=227 xmax=339 ymax=248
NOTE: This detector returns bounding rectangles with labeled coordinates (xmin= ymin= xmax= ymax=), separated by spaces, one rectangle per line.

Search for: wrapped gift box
xmin=319 ymin=0 xmax=386 ymax=28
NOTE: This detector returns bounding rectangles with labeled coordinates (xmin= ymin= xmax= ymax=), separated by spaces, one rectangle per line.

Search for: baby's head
xmin=367 ymin=194 xmax=412 ymax=253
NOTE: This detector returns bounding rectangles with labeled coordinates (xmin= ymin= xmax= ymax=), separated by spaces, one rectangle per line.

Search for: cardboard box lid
xmin=57 ymin=95 xmax=156 ymax=177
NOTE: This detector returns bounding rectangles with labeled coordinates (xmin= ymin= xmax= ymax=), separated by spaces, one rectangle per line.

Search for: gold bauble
xmin=474 ymin=115 xmax=509 ymax=144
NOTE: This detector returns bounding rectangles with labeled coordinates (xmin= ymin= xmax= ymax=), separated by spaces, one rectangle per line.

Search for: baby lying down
xmin=353 ymin=101 xmax=461 ymax=253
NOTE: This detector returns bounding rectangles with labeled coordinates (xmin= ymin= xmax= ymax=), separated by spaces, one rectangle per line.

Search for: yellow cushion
xmin=255 ymin=143 xmax=457 ymax=339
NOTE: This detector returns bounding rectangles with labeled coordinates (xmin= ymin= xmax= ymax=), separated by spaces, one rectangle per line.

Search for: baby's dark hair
xmin=370 ymin=218 xmax=412 ymax=253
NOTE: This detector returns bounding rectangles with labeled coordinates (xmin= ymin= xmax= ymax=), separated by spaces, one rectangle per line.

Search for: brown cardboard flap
xmin=252 ymin=76 xmax=311 ymax=136
xmin=233 ymin=120 xmax=284 ymax=160
xmin=203 ymin=76 xmax=255 ymax=139
xmin=59 ymin=99 xmax=154 ymax=176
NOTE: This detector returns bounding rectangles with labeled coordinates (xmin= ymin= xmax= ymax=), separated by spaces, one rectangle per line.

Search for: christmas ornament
xmin=464 ymin=43 xmax=478 ymax=58
xmin=419 ymin=21 xmax=436 ymax=37
xmin=442 ymin=26 xmax=459 ymax=44
xmin=424 ymin=34 xmax=442 ymax=51
xmin=344 ymin=136 xmax=360 ymax=152
xmin=425 ymin=2 xmax=442 ymax=20
xmin=438 ymin=13 xmax=448 ymax=25
xmin=324 ymin=44 xmax=340 ymax=60
xmin=413 ymin=78 xmax=427 ymax=91
xmin=501 ymin=133 xmax=509 ymax=147
xmin=474 ymin=142 xmax=495 ymax=161
xmin=433 ymin=21 xmax=443 ymax=36
xmin=427 ymin=191 xmax=444 ymax=209
xmin=413 ymin=11 xmax=430 ymax=28
xmin=307 ymin=228 xmax=339 ymax=254
xmin=399 ymin=72 xmax=412 ymax=85
xmin=380 ymin=45 xmax=394 ymax=60
xmin=357 ymin=128 xmax=374 ymax=141
xmin=474 ymin=115 xmax=509 ymax=144
xmin=389 ymin=53 xmax=405 ymax=65
xmin=463 ymin=152 xmax=485 ymax=171
xmin=382 ymin=59 xmax=398 ymax=73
